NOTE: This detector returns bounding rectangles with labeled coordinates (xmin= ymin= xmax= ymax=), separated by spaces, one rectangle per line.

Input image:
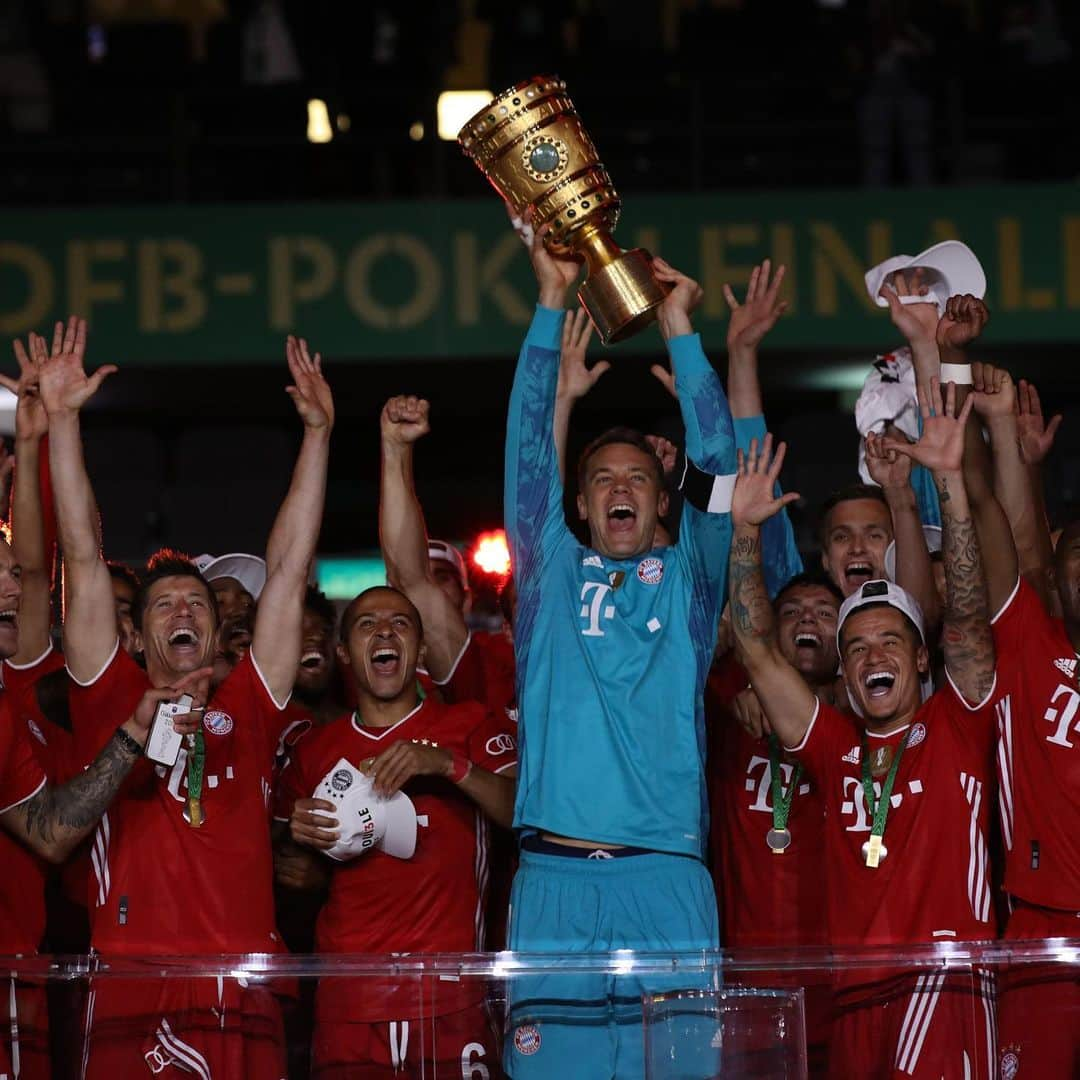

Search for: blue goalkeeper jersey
xmin=504 ymin=305 xmax=736 ymax=857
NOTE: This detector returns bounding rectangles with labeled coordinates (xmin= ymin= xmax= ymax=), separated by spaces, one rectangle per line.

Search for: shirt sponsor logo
xmin=203 ymin=710 xmax=233 ymax=736
xmin=486 ymin=733 xmax=516 ymax=756
xmin=908 ymin=722 xmax=927 ymax=748
xmin=1054 ymin=657 xmax=1077 ymax=678
xmin=331 ymin=769 xmax=353 ymax=792
xmin=637 ymin=557 xmax=664 ymax=585
xmin=514 ymin=1024 xmax=542 ymax=1056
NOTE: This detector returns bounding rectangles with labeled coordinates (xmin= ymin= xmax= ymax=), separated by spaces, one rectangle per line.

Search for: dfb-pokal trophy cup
xmin=458 ymin=74 xmax=669 ymax=344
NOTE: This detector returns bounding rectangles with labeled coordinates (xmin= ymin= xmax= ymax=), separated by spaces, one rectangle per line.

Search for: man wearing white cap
xmin=278 ymin=584 xmax=516 ymax=1079
xmin=728 ymin=379 xmax=1000 ymax=1078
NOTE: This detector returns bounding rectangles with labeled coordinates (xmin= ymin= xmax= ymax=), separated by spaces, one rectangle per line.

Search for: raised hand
xmin=381 ymin=394 xmax=431 ymax=447
xmin=724 ymin=258 xmax=788 ymax=356
xmin=644 ymin=433 xmax=679 ymax=477
xmin=37 ymin=317 xmax=117 ymax=416
xmin=937 ymin=294 xmax=989 ymax=350
xmin=653 ymin=256 xmax=704 ymax=341
xmin=1016 ymin=378 xmax=1062 ymax=466
xmin=508 ymin=202 xmax=581 ymax=308
xmin=878 ymin=268 xmax=939 ymax=346
xmin=731 ymin=434 xmax=800 ymax=528
xmin=285 ymin=336 xmax=334 ymax=432
xmin=557 ymin=307 xmax=608 ymax=402
xmin=2 ymin=332 xmax=49 ymax=441
xmin=865 ymin=426 xmax=912 ymax=490
xmin=882 ymin=377 xmax=974 ymax=475
xmin=970 ymin=361 xmax=1016 ymax=421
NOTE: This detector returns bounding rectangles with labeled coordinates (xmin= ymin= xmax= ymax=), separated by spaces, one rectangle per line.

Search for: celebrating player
xmin=729 ymin=381 xmax=1000 ymax=1077
xmin=501 ymin=207 xmax=736 ymax=1079
xmin=43 ymin=318 xmax=332 ymax=1077
xmin=277 ymin=584 xmax=516 ymax=1078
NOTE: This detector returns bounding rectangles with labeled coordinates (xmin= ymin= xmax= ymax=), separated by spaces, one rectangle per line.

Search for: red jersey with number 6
xmin=273 ymin=696 xmax=516 ymax=1021
xmin=68 ymin=645 xmax=290 ymax=955
xmin=991 ymin=579 xmax=1080 ymax=911
xmin=790 ymin=679 xmax=996 ymax=946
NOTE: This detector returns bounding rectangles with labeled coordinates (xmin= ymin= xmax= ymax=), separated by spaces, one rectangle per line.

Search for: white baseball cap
xmin=838 ymin=578 xmax=926 ymax=648
xmin=314 ymin=758 xmax=417 ymax=862
xmin=194 ymin=553 xmax=267 ymax=601
xmin=428 ymin=539 xmax=469 ymax=589
xmin=864 ymin=241 xmax=986 ymax=316
xmin=884 ymin=526 xmax=943 ymax=584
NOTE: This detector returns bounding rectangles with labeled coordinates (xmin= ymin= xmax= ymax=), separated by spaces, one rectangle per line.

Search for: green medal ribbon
xmin=768 ymin=734 xmax=802 ymax=838
xmin=859 ymin=727 xmax=912 ymax=867
xmin=185 ymin=730 xmax=205 ymax=828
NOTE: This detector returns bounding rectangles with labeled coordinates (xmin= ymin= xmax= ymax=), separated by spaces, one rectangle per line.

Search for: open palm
xmin=37 ymin=317 xmax=117 ymax=416
xmin=882 ymin=378 xmax=972 ymax=473
xmin=731 ymin=434 xmax=800 ymax=527
xmin=285 ymin=336 xmax=334 ymax=431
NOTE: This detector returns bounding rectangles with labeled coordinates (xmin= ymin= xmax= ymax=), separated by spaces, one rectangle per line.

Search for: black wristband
xmin=114 ymin=726 xmax=144 ymax=757
xmin=675 ymin=450 xmax=737 ymax=515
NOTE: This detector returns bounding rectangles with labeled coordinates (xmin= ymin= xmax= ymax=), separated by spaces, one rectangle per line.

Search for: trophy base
xmin=578 ymin=248 xmax=669 ymax=345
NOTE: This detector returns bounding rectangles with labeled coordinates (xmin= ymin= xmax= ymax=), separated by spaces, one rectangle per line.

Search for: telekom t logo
xmin=745 ymin=755 xmax=797 ymax=814
xmin=1044 ymin=683 xmax=1080 ymax=748
xmin=580 ymin=581 xmax=616 ymax=637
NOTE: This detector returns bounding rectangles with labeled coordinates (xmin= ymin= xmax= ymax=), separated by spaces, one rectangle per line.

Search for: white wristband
xmin=940 ymin=362 xmax=973 ymax=385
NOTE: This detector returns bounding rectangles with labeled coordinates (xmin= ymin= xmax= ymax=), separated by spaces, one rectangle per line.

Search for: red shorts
xmin=0 ymin=979 xmax=49 ymax=1080
xmin=311 ymin=1001 xmax=501 ymax=1079
xmin=82 ymin=977 xmax=286 ymax=1079
xmin=997 ymin=902 xmax=1080 ymax=1079
xmin=828 ymin=970 xmax=996 ymax=1079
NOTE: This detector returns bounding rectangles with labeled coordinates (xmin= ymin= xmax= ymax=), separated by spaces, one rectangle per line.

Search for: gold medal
xmin=862 ymin=835 xmax=887 ymax=868
xmin=184 ymin=797 xmax=204 ymax=828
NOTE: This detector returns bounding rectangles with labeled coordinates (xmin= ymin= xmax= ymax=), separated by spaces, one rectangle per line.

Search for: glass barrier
xmin=1 ymin=941 xmax=1077 ymax=1078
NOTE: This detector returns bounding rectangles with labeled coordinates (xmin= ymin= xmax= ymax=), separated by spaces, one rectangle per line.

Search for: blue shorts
xmin=503 ymin=846 xmax=720 ymax=1080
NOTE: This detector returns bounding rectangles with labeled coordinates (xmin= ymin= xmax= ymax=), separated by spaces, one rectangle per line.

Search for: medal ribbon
xmin=860 ymin=727 xmax=912 ymax=846
xmin=186 ymin=729 xmax=205 ymax=828
xmin=768 ymin=734 xmax=802 ymax=834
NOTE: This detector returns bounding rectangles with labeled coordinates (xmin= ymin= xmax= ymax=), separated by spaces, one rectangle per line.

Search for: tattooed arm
xmin=883 ymin=378 xmax=996 ymax=705
xmin=728 ymin=437 xmax=817 ymax=748
xmin=933 ymin=468 xmax=996 ymax=704
xmin=0 ymin=669 xmax=211 ymax=863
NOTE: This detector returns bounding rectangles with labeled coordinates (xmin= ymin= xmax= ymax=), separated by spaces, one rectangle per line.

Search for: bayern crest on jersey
xmin=514 ymin=1025 xmax=541 ymax=1055
xmin=203 ymin=710 xmax=233 ymax=736
xmin=637 ymin=557 xmax=664 ymax=585
xmin=1000 ymin=1048 xmax=1020 ymax=1079
xmin=908 ymin=722 xmax=927 ymax=748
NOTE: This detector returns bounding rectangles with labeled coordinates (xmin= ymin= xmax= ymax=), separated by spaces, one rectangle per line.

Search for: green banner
xmin=1 ymin=184 xmax=1077 ymax=364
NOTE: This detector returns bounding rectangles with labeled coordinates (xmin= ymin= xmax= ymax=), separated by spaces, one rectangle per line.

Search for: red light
xmin=472 ymin=529 xmax=511 ymax=578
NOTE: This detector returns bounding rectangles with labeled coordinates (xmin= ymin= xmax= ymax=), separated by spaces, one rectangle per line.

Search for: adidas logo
xmin=842 ymin=746 xmax=861 ymax=765
xmin=1054 ymin=657 xmax=1078 ymax=678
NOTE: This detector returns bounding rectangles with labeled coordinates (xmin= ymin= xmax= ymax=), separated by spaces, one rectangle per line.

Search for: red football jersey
xmin=68 ymin=645 xmax=289 ymax=955
xmin=4 ymin=645 xmax=73 ymax=780
xmin=436 ymin=632 xmax=516 ymax=719
xmin=706 ymin=657 xmax=828 ymax=948
xmin=0 ymin=692 xmax=48 ymax=954
xmin=274 ymin=696 xmax=516 ymax=1021
xmin=991 ymin=579 xmax=1080 ymax=910
xmin=791 ymin=681 xmax=996 ymax=946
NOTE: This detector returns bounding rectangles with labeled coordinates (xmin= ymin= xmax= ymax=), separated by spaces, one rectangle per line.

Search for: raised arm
xmin=652 ymin=258 xmax=737 ymax=616
xmin=2 ymin=669 xmax=210 ymax=862
xmin=727 ymin=436 xmax=815 ymax=748
xmin=1013 ymin=378 xmax=1059 ymax=611
xmin=504 ymin=218 xmax=578 ymax=584
xmin=379 ymin=394 xmax=469 ymax=681
xmin=253 ymin=337 xmax=333 ymax=705
xmin=38 ymin=318 xmax=119 ymax=683
xmin=2 ymin=333 xmax=54 ymax=664
xmin=865 ymin=427 xmax=941 ymax=630
xmin=552 ymin=309 xmax=608 ymax=482
xmin=884 ymin=379 xmax=995 ymax=705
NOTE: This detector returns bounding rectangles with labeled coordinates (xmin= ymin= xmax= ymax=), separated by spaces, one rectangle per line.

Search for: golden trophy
xmin=458 ymin=75 xmax=668 ymax=345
